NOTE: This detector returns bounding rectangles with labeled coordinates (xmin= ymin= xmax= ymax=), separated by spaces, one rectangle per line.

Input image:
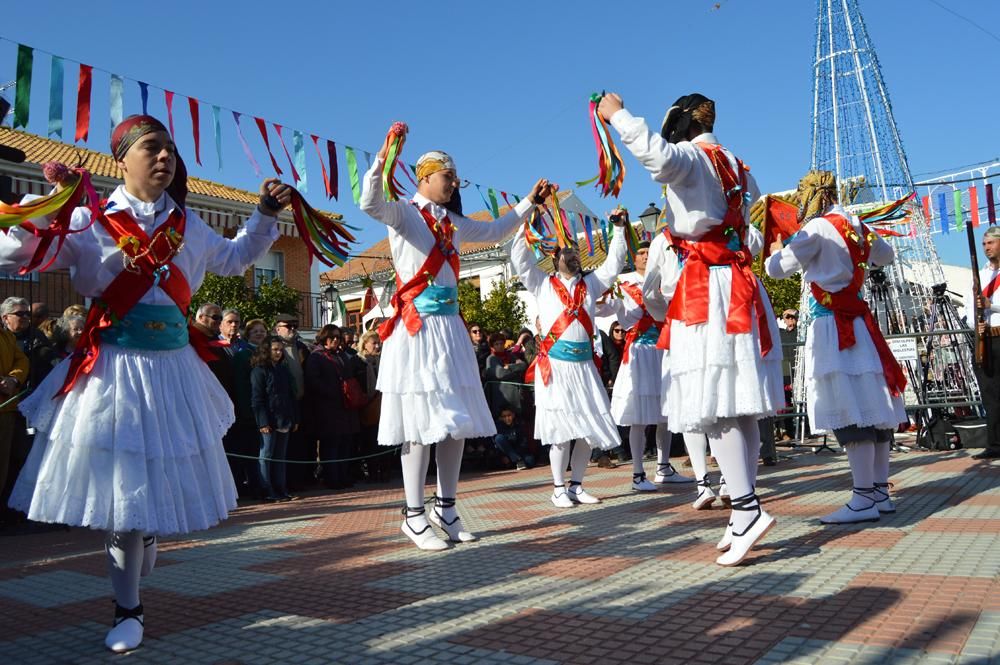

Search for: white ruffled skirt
xmin=9 ymin=344 xmax=237 ymax=536
xmin=610 ymin=343 xmax=666 ymax=426
xmin=805 ymin=316 xmax=907 ymax=432
xmin=534 ymin=357 xmax=620 ymax=449
xmin=663 ymin=269 xmax=785 ymax=433
xmin=377 ymin=313 xmax=495 ymax=446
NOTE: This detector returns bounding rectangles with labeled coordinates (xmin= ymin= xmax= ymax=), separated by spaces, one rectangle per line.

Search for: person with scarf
xmin=766 ymin=170 xmax=906 ymax=523
xmin=600 ymin=93 xmax=784 ymax=565
xmin=360 ymin=124 xmax=556 ymax=550
xmin=0 ymin=115 xmax=291 ymax=652
xmin=606 ymin=239 xmax=693 ymax=491
xmin=511 ymin=215 xmax=627 ymax=507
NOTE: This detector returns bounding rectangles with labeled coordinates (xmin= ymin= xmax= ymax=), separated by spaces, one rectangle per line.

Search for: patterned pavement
xmin=1 ymin=443 xmax=999 ymax=664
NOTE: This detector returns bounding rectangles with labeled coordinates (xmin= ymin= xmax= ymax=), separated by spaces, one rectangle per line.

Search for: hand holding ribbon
xmin=379 ymin=122 xmax=409 ymax=202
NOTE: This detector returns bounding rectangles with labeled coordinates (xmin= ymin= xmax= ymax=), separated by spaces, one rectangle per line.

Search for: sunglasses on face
xmin=612 ymin=329 xmax=624 ymax=334
xmin=7 ymin=311 xmax=29 ymax=318
xmin=471 ymin=329 xmax=481 ymax=334
xmin=208 ymin=315 xmax=223 ymax=321
xmin=783 ymin=314 xmax=798 ymax=320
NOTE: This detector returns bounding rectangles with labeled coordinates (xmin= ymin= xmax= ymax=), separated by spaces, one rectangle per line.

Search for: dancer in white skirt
xmin=643 ymin=230 xmax=719 ymax=510
xmin=511 ymin=213 xmax=627 ymax=507
xmin=766 ymin=170 xmax=906 ymax=524
xmin=599 ymin=92 xmax=784 ymax=565
xmin=0 ymin=115 xmax=290 ymax=652
xmin=361 ymin=124 xmax=556 ymax=550
xmin=607 ymin=239 xmax=692 ymax=490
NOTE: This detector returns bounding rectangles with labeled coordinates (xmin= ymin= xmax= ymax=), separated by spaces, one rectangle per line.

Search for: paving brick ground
xmin=1 ymin=443 xmax=999 ymax=664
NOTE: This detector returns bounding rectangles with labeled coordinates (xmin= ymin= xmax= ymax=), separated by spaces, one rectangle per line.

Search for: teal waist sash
xmin=413 ymin=285 xmax=459 ymax=316
xmin=807 ymin=294 xmax=832 ymax=319
xmin=635 ymin=326 xmax=661 ymax=345
xmin=548 ymin=338 xmax=593 ymax=362
xmin=101 ymin=303 xmax=189 ymax=350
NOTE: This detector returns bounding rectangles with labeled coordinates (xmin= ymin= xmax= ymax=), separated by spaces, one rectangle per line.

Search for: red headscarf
xmin=110 ymin=115 xmax=188 ymax=209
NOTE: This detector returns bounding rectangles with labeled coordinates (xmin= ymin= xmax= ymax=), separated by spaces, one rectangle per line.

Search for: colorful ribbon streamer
xmin=74 ymin=64 xmax=92 ymax=142
xmin=584 ymin=93 xmax=626 ymax=198
xmin=288 ymin=189 xmax=356 ymax=268
xmin=858 ymin=192 xmax=915 ymax=223
xmin=380 ymin=122 xmax=408 ymax=202
xmin=583 ymin=215 xmax=595 ymax=256
xmin=547 ymin=193 xmax=573 ymax=248
xmin=47 ymin=55 xmax=63 ymax=139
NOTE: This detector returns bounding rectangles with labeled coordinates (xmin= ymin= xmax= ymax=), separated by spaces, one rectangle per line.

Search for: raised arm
xmin=0 ymin=193 xmax=84 ymax=273
xmin=510 ymin=228 xmax=549 ymax=295
xmin=455 ymin=196 xmax=536 ymax=244
xmin=868 ymin=230 xmax=895 ymax=268
xmin=765 ymin=221 xmax=822 ymax=280
xmin=591 ymin=225 xmax=628 ymax=292
xmin=359 ymin=156 xmax=414 ymax=231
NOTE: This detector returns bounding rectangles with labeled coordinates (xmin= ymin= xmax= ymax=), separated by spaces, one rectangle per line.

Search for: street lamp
xmin=323 ymin=283 xmax=340 ymax=325
xmin=639 ymin=202 xmax=661 ymax=234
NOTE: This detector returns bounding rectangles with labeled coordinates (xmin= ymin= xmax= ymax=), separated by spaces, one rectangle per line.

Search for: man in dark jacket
xmin=274 ymin=313 xmax=314 ymax=489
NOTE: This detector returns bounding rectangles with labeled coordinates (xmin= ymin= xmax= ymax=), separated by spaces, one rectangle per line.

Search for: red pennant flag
xmin=362 ymin=286 xmax=377 ymax=315
xmin=987 ymin=183 xmax=997 ymax=226
xmin=188 ymin=97 xmax=202 ymax=165
xmin=74 ymin=64 xmax=92 ymax=142
xmin=922 ymin=195 xmax=932 ymax=222
xmin=327 ymin=140 xmax=339 ymax=201
xmin=254 ymin=117 xmax=283 ymax=175
xmin=164 ymin=90 xmax=176 ymax=138
xmin=310 ymin=135 xmax=332 ymax=198
xmin=970 ymin=186 xmax=980 ymax=228
xmin=761 ymin=195 xmax=800 ymax=258
xmin=272 ymin=123 xmax=300 ymax=183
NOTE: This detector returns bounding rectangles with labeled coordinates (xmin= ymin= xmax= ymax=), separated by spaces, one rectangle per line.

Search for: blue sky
xmin=2 ymin=0 xmax=998 ymax=268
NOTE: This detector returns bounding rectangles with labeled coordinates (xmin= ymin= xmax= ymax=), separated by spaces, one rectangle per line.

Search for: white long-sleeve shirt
xmin=966 ymin=265 xmax=1000 ymax=326
xmin=0 ymin=185 xmax=279 ymax=303
xmin=765 ymin=204 xmax=894 ymax=294
xmin=611 ymin=270 xmax=654 ymax=330
xmin=641 ymin=230 xmax=681 ymax=322
xmin=609 ymin=109 xmax=762 ymax=245
xmin=360 ymin=158 xmax=535 ymax=286
xmin=511 ymin=229 xmax=627 ymax=344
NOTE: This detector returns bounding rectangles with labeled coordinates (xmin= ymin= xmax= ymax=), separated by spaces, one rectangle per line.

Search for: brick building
xmin=0 ymin=127 xmax=336 ymax=329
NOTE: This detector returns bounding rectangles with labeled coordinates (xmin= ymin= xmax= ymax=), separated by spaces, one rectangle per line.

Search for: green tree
xmin=758 ymin=266 xmax=803 ymax=314
xmin=191 ymin=273 xmax=301 ymax=324
xmin=458 ymin=278 xmax=527 ymax=333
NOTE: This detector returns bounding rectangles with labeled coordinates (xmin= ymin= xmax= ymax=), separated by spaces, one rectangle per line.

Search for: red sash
xmin=983 ymin=270 xmax=1000 ymax=300
xmin=525 ymin=276 xmax=597 ymax=386
xmin=656 ymin=144 xmax=773 ymax=357
xmin=58 ymin=205 xmax=214 ymax=396
xmin=378 ymin=205 xmax=461 ymax=340
xmin=619 ymin=281 xmax=658 ymax=364
xmin=810 ymin=214 xmax=906 ymax=397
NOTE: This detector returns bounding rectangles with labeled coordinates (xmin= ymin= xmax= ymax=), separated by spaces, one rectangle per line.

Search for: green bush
xmin=458 ymin=278 xmax=527 ymax=334
xmin=190 ymin=273 xmax=301 ymax=325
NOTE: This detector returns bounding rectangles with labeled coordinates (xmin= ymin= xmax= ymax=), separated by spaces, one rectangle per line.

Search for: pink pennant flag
xmin=254 ymin=117 xmax=283 ymax=175
xmin=970 ymin=186 xmax=981 ymax=228
xmin=272 ymin=123 xmax=300 ymax=183
xmin=310 ymin=134 xmax=332 ymax=199
xmin=232 ymin=111 xmax=262 ymax=177
xmin=164 ymin=90 xmax=176 ymax=138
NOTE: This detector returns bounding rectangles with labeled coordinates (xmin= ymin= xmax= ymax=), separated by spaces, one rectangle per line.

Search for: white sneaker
xmin=693 ymin=481 xmax=717 ymax=510
xmin=654 ymin=463 xmax=695 ymax=484
xmin=716 ymin=523 xmax=733 ymax=551
xmin=140 ymin=536 xmax=156 ymax=577
xmin=716 ymin=508 xmax=776 ymax=566
xmin=632 ymin=473 xmax=658 ymax=492
xmin=105 ymin=605 xmax=144 ymax=653
xmin=400 ymin=508 xmax=448 ymax=551
xmin=568 ymin=485 xmax=601 ymax=504
xmin=429 ymin=507 xmax=477 ymax=543
xmin=551 ymin=487 xmax=574 ymax=508
xmin=874 ymin=484 xmax=896 ymax=514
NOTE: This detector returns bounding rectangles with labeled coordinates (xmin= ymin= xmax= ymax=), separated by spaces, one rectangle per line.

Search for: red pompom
xmin=42 ymin=161 xmax=73 ymax=185
xmin=390 ymin=122 xmax=408 ymax=137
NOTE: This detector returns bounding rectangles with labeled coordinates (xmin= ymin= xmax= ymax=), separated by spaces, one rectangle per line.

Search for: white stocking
xmin=739 ymin=416 xmax=762 ymax=487
xmin=105 ymin=531 xmax=143 ymax=610
xmin=629 ymin=426 xmax=646 ymax=475
xmin=435 ymin=436 xmax=464 ymax=521
xmin=655 ymin=426 xmax=671 ymax=466
xmin=549 ymin=442 xmax=571 ymax=487
xmin=873 ymin=440 xmax=891 ymax=487
xmin=400 ymin=442 xmax=433 ymax=529
xmin=684 ymin=433 xmax=710 ymax=482
xmin=707 ymin=418 xmax=756 ymax=533
xmin=844 ymin=441 xmax=876 ymax=509
xmin=570 ymin=439 xmax=593 ymax=485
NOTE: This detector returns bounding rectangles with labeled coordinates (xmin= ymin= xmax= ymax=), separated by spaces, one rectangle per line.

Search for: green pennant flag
xmin=345 ymin=146 xmax=361 ymax=205
xmin=487 ymin=188 xmax=500 ymax=218
xmin=954 ymin=189 xmax=964 ymax=231
xmin=14 ymin=45 xmax=33 ymax=129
